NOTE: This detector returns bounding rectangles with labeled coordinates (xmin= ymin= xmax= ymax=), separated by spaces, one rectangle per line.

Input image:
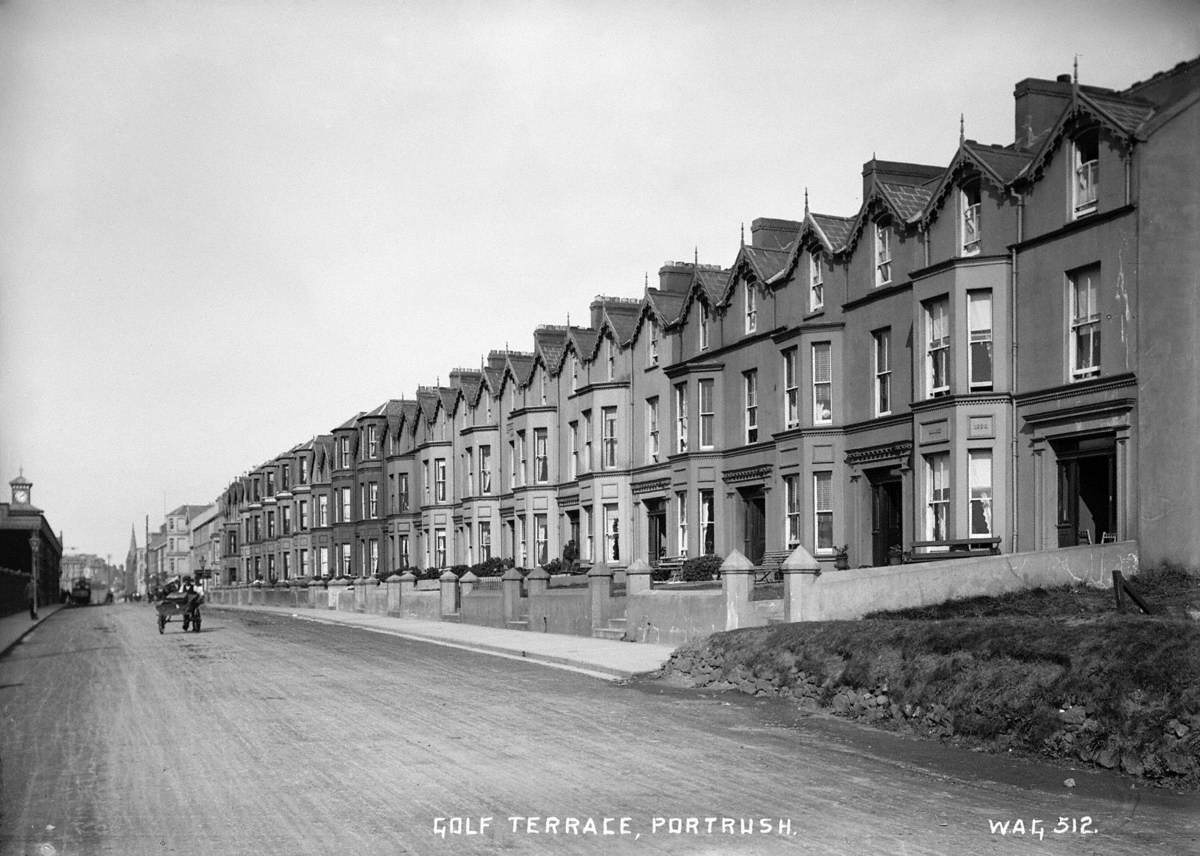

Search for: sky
xmin=1 ymin=0 xmax=1197 ymax=565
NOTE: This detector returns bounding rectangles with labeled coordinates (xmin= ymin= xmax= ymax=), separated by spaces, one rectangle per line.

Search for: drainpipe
xmin=1009 ymin=191 xmax=1023 ymax=552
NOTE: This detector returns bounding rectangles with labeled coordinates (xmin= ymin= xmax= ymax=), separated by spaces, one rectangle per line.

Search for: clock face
xmin=13 ymin=488 xmax=29 ymax=504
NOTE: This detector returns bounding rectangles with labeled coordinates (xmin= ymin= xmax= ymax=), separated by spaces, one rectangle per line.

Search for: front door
xmin=1056 ymin=437 xmax=1117 ymax=546
xmin=645 ymin=500 xmax=667 ymax=564
xmin=742 ymin=490 xmax=766 ymax=565
xmin=871 ymin=478 xmax=903 ymax=566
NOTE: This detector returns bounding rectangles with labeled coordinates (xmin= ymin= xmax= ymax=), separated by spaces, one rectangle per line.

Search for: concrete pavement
xmin=0 ymin=603 xmax=65 ymax=658
xmin=210 ymin=603 xmax=678 ymax=680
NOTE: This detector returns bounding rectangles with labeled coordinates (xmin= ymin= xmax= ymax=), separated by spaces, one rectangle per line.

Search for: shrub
xmin=651 ymin=563 xmax=673 ymax=582
xmin=681 ymin=555 xmax=724 ymax=582
xmin=470 ymin=556 xmax=515 ymax=577
xmin=544 ymin=558 xmax=563 ymax=574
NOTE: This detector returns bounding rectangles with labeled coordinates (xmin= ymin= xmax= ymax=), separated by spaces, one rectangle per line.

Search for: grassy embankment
xmin=656 ymin=565 xmax=1200 ymax=788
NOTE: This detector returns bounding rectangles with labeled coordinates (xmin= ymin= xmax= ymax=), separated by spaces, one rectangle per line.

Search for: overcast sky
xmin=1 ymin=0 xmax=1196 ymax=566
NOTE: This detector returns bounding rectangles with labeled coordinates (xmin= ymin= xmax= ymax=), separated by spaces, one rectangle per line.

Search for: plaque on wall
xmin=968 ymin=415 xmax=994 ymax=438
xmin=812 ymin=445 xmax=834 ymax=463
xmin=920 ymin=420 xmax=948 ymax=444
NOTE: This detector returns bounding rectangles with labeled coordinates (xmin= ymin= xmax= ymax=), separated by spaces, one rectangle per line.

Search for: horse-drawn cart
xmin=156 ymin=590 xmax=203 ymax=633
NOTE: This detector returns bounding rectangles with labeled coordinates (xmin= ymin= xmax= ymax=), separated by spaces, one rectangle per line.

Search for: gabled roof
xmin=334 ymin=412 xmax=363 ymax=431
xmin=920 ymin=139 xmax=1033 ymax=227
xmin=415 ymin=388 xmax=440 ymax=423
xmin=601 ymin=300 xmax=641 ymax=346
xmin=504 ymin=351 xmax=536 ymax=387
xmin=878 ymin=182 xmax=934 ymax=222
xmin=1017 ymin=85 xmax=1154 ymax=185
xmin=561 ymin=327 xmax=598 ymax=369
xmin=646 ymin=288 xmax=687 ymax=326
xmin=533 ymin=326 xmax=569 ymax=375
xmin=722 ymin=243 xmax=791 ymax=303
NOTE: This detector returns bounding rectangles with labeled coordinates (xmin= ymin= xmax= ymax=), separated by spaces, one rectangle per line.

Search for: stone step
xmin=592 ymin=626 xmax=627 ymax=640
xmin=506 ymin=620 xmax=529 ymax=630
xmin=441 ymin=613 xmax=463 ymax=623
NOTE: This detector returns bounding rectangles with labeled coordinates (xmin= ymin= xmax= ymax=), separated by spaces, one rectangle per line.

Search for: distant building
xmin=0 ymin=472 xmax=62 ymax=616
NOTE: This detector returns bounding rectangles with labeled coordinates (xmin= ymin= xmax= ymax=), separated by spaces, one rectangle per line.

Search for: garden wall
xmin=790 ymin=541 xmax=1139 ymax=621
xmin=624 ymin=589 xmax=725 ymax=646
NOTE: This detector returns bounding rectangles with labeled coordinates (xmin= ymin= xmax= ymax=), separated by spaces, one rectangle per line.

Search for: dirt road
xmin=1 ymin=604 xmax=1195 ymax=855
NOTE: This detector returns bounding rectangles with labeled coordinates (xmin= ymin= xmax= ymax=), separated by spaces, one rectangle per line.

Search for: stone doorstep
xmin=592 ymin=627 xmax=627 ymax=640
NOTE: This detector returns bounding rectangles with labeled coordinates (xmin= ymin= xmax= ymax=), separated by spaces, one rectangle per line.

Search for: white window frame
xmin=601 ymin=406 xmax=618 ymax=469
xmin=571 ymin=354 xmax=579 ymax=393
xmin=582 ymin=410 xmax=593 ymax=472
xmin=434 ymin=458 xmax=446 ymax=503
xmin=745 ymin=284 xmax=757 ymax=334
xmin=968 ymin=290 xmax=993 ymax=390
xmin=784 ymin=474 xmax=802 ymax=548
xmin=698 ymin=379 xmax=714 ymax=449
xmin=477 ymin=522 xmax=491 ymax=562
xmin=340 ymin=487 xmax=351 ymax=522
xmin=809 ymin=253 xmax=824 ymax=311
xmin=1072 ymin=130 xmax=1098 ymax=218
xmin=699 ymin=489 xmax=715 ymax=555
xmin=676 ymin=491 xmax=689 ymax=558
xmin=368 ymin=482 xmax=378 ymax=519
xmin=1069 ymin=267 xmax=1101 ymax=381
xmin=744 ymin=370 xmax=758 ymax=443
xmin=435 ymin=528 xmax=446 ymax=568
xmin=698 ymin=302 xmax=709 ymax=351
xmin=812 ymin=342 xmax=832 ymax=425
xmin=926 ymin=297 xmax=950 ymax=397
xmin=873 ymin=329 xmax=891 ymax=417
xmin=479 ymin=446 xmax=491 ymax=494
xmin=961 ymin=182 xmax=981 ymax=255
xmin=674 ymin=383 xmax=688 ymax=453
xmin=968 ymin=449 xmax=993 ymax=537
xmin=466 ymin=448 xmax=475 ymax=496
xmin=534 ymin=513 xmax=549 ymax=566
xmin=318 ymin=494 xmax=329 ymax=527
xmin=534 ymin=427 xmax=548 ymax=483
xmin=648 ymin=322 xmax=659 ymax=366
xmin=874 ymin=223 xmax=892 ymax=287
xmin=783 ymin=348 xmax=799 ymax=429
xmin=367 ymin=425 xmax=378 ymax=458
xmin=925 ymin=453 xmax=950 ymax=542
xmin=813 ymin=472 xmax=833 ymax=553
xmin=603 ymin=504 xmax=619 ymax=563
xmin=569 ymin=422 xmax=579 ymax=479
xmin=647 ymin=397 xmax=660 ymax=462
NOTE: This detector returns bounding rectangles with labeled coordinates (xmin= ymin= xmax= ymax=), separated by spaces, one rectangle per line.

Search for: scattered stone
xmin=1064 ymin=778 xmax=1076 ymax=788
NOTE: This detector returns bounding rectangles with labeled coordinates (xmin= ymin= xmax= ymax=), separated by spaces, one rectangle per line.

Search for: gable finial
xmin=740 ymin=221 xmax=745 ymax=247
xmin=566 ymin=311 xmax=570 ymax=327
xmin=804 ymin=187 xmax=810 ymax=217
xmin=959 ymin=113 xmax=965 ymax=145
xmin=694 ymin=245 xmax=698 ymax=266
xmin=1073 ymin=53 xmax=1079 ymax=85
xmin=644 ymin=271 xmax=648 ymax=288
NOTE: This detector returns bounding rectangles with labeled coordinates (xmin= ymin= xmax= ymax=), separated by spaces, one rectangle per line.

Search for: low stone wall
xmin=624 ymin=589 xmax=725 ymax=646
xmin=526 ymin=588 xmax=592 ymax=636
xmin=397 ymin=588 xmax=441 ymax=620
xmin=461 ymin=589 xmax=504 ymax=626
xmin=789 ymin=541 xmax=1140 ymax=621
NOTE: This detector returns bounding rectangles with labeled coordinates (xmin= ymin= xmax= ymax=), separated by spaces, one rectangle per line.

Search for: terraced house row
xmin=216 ymin=57 xmax=1200 ymax=587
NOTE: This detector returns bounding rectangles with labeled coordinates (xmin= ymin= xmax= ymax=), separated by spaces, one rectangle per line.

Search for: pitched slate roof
xmin=1081 ymin=89 xmax=1156 ymax=135
xmin=334 ymin=412 xmax=363 ymax=431
xmin=811 ymin=214 xmax=854 ymax=251
xmin=644 ymin=288 xmax=686 ymax=326
xmin=564 ymin=327 xmax=598 ymax=367
xmin=416 ymin=388 xmax=440 ymax=422
xmin=533 ymin=326 xmax=569 ymax=373
xmin=740 ymin=245 xmax=791 ymax=282
xmin=605 ymin=302 xmax=642 ymax=345
xmin=505 ymin=352 xmax=536 ymax=386
xmin=878 ymin=181 xmax=935 ymax=222
xmin=438 ymin=387 xmax=459 ymax=414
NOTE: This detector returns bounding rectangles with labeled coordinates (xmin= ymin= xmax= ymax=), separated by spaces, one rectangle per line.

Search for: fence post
xmin=439 ymin=570 xmax=460 ymax=618
xmin=502 ymin=567 xmax=524 ymax=625
xmin=587 ymin=561 xmax=613 ymax=630
xmin=526 ymin=565 xmax=550 ymax=597
xmin=459 ymin=570 xmax=479 ymax=597
xmin=385 ymin=574 xmax=404 ymax=616
xmin=720 ymin=550 xmax=754 ymax=630
xmin=625 ymin=558 xmax=652 ymax=596
xmin=781 ymin=545 xmax=821 ymax=622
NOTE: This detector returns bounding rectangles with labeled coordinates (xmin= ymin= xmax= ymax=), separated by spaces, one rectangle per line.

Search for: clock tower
xmin=10 ymin=470 xmax=32 ymax=507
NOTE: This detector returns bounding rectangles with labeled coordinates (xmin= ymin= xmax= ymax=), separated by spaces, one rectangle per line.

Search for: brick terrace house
xmin=217 ymin=57 xmax=1200 ymax=582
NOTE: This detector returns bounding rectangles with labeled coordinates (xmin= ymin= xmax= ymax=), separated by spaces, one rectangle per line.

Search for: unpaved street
xmin=1 ymin=604 xmax=1196 ymax=855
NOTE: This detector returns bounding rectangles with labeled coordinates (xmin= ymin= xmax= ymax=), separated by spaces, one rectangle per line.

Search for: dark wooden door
xmin=743 ymin=494 xmax=766 ymax=565
xmin=871 ymin=479 xmax=903 ymax=565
